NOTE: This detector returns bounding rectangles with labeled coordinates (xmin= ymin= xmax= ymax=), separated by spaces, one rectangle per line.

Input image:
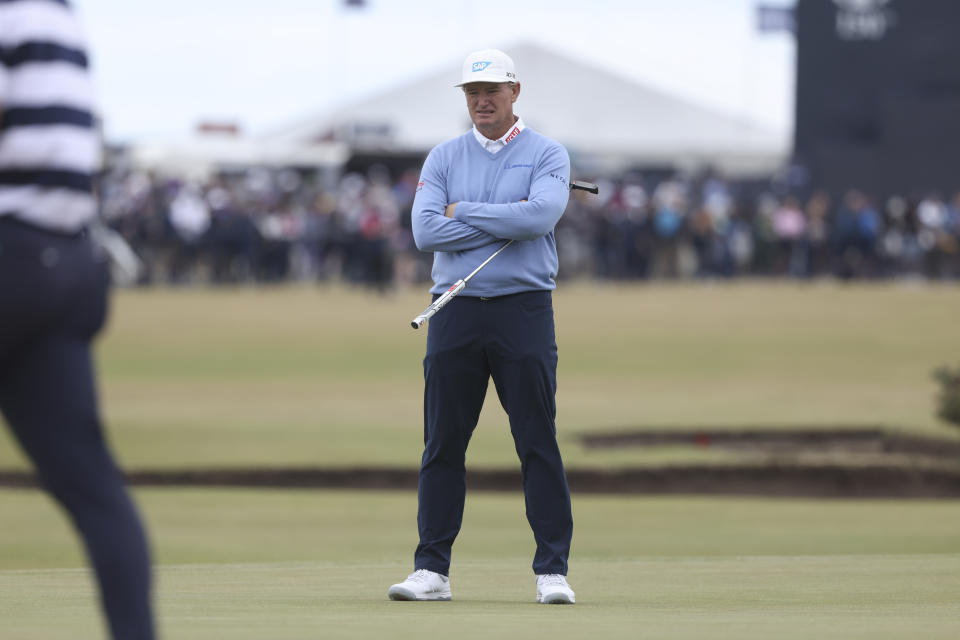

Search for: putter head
xmin=571 ymin=181 xmax=599 ymax=194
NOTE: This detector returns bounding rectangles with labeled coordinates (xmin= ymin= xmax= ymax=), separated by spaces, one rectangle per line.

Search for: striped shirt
xmin=0 ymin=0 xmax=99 ymax=233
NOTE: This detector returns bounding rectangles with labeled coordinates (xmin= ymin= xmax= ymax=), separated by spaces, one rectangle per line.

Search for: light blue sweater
xmin=411 ymin=127 xmax=570 ymax=296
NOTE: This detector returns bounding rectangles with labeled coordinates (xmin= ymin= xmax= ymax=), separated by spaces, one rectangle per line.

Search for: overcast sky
xmin=73 ymin=0 xmax=796 ymax=144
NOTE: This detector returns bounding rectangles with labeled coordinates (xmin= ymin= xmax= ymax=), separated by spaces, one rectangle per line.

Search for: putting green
xmin=1 ymin=489 xmax=959 ymax=639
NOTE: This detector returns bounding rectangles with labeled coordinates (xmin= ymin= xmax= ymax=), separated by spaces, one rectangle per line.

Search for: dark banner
xmin=794 ymin=0 xmax=960 ymax=199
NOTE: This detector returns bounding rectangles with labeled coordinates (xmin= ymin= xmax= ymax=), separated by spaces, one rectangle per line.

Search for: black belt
xmin=432 ymin=290 xmax=549 ymax=303
xmin=477 ymin=290 xmax=547 ymax=302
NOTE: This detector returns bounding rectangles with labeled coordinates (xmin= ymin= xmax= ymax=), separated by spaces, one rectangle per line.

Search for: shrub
xmin=933 ymin=365 xmax=960 ymax=428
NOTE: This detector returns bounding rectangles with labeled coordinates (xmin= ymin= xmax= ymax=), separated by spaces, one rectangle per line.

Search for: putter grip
xmin=410 ymin=280 xmax=465 ymax=329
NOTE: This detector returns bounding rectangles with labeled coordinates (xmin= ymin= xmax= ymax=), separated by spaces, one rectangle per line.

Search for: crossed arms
xmin=411 ymin=145 xmax=570 ymax=252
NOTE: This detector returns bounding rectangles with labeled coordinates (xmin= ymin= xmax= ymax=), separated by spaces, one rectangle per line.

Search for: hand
xmin=445 ymin=203 xmax=457 ymax=218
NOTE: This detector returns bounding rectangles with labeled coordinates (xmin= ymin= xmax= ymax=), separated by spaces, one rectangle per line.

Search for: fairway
xmin=2 ymin=489 xmax=959 ymax=639
xmin=1 ymin=282 xmax=957 ymax=472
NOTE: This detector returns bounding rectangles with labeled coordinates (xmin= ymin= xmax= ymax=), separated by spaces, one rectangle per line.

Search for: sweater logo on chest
xmin=505 ymin=163 xmax=533 ymax=170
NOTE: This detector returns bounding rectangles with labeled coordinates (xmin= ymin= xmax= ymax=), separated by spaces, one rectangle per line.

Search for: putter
xmin=570 ymin=180 xmax=599 ymax=194
xmin=410 ymin=180 xmax=599 ymax=329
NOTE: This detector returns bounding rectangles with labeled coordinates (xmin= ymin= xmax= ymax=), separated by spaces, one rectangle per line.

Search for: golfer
xmin=0 ymin=1 xmax=155 ymax=637
xmin=388 ymin=49 xmax=575 ymax=604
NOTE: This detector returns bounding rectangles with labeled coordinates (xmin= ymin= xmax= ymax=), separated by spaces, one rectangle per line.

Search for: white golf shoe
xmin=536 ymin=574 xmax=575 ymax=604
xmin=387 ymin=569 xmax=452 ymax=601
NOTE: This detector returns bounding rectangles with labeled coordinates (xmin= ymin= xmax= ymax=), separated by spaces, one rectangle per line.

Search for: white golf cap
xmin=455 ymin=49 xmax=517 ymax=87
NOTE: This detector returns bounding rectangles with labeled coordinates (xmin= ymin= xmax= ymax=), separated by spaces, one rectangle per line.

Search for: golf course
xmin=2 ymin=282 xmax=959 ymax=638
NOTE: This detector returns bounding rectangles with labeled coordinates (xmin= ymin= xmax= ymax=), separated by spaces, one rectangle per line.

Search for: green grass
xmin=1 ymin=489 xmax=959 ymax=639
xmin=3 ymin=284 xmax=959 ymax=638
xmin=1 ymin=282 xmax=959 ymax=471
xmin=6 ymin=556 xmax=960 ymax=640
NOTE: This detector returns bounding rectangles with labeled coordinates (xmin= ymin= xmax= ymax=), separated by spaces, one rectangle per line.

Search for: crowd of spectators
xmin=97 ymin=161 xmax=960 ymax=289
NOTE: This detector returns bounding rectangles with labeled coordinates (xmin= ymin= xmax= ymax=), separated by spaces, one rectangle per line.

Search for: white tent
xmin=271 ymin=43 xmax=789 ymax=176
xmin=129 ymin=133 xmax=348 ymax=179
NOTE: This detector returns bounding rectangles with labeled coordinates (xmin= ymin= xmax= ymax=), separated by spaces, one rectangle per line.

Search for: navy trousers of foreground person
xmin=0 ymin=218 xmax=155 ymax=640
xmin=416 ymin=290 xmax=573 ymax=577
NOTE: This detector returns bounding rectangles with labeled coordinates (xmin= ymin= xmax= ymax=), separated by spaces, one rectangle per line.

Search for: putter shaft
xmin=410 ymin=240 xmax=513 ymax=329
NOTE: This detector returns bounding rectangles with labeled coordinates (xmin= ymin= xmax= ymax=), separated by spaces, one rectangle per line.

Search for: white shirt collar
xmin=472 ymin=116 xmax=525 ymax=154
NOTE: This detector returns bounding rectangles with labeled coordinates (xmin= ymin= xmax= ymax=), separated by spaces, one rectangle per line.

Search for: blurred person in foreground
xmin=387 ymin=49 xmax=575 ymax=605
xmin=0 ymin=1 xmax=155 ymax=638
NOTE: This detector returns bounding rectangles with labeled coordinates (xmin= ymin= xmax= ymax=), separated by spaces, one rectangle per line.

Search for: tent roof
xmin=271 ymin=43 xmax=789 ymax=176
xmin=130 ymin=135 xmax=349 ymax=179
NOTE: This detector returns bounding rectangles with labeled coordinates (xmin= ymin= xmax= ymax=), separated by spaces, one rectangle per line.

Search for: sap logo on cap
xmin=456 ymin=49 xmax=516 ymax=87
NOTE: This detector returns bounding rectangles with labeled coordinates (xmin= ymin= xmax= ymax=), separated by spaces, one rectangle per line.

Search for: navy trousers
xmin=415 ymin=290 xmax=573 ymax=576
xmin=0 ymin=218 xmax=154 ymax=640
